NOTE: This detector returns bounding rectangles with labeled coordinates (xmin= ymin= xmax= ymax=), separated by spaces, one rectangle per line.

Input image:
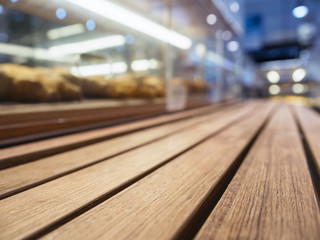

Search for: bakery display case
xmin=0 ymin=0 xmax=250 ymax=143
xmin=0 ymin=0 xmax=247 ymax=105
xmin=0 ymin=0 xmax=167 ymax=103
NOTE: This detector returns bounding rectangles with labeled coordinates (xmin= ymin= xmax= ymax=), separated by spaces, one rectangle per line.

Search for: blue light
xmin=56 ymin=8 xmax=67 ymax=20
xmin=86 ymin=19 xmax=96 ymax=31
xmin=0 ymin=5 xmax=3 ymax=14
xmin=125 ymin=34 xmax=135 ymax=45
xmin=10 ymin=0 xmax=18 ymax=3
xmin=292 ymin=5 xmax=309 ymax=18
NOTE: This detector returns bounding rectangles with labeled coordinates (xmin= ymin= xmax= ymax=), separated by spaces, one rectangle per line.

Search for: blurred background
xmin=0 ymin=0 xmax=319 ymax=111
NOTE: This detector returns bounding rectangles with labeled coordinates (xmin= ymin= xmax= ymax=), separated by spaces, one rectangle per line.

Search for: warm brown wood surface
xmin=0 ymin=103 xmax=166 ymax=145
xmin=2 ymin=101 xmax=318 ymax=240
xmin=195 ymin=105 xmax=320 ymax=240
xmin=0 ymin=101 xmax=262 ymax=240
xmin=0 ymin=99 xmax=163 ymax=117
xmin=0 ymin=102 xmax=235 ymax=169
xmin=39 ymin=102 xmax=273 ymax=240
xmin=294 ymin=106 xmax=320 ymax=176
xmin=0 ymin=97 xmax=225 ymax=146
xmin=0 ymin=99 xmax=167 ymax=126
xmin=0 ymin=101 xmax=247 ymax=199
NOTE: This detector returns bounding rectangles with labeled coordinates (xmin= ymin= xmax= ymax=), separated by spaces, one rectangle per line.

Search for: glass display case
xmin=0 ymin=0 xmax=248 ymax=110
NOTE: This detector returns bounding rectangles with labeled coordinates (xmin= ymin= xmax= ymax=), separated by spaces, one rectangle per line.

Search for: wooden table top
xmin=0 ymin=100 xmax=319 ymax=240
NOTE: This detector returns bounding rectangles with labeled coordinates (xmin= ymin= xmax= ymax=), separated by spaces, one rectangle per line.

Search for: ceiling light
xmin=206 ymin=14 xmax=217 ymax=25
xmin=292 ymin=83 xmax=304 ymax=94
xmin=131 ymin=59 xmax=160 ymax=72
xmin=47 ymin=24 xmax=85 ymax=40
xmin=86 ymin=19 xmax=96 ymax=31
xmin=56 ymin=8 xmax=67 ymax=20
xmin=269 ymin=85 xmax=280 ymax=95
xmin=64 ymin=0 xmax=192 ymax=49
xmin=125 ymin=35 xmax=135 ymax=45
xmin=230 ymin=2 xmax=240 ymax=13
xmin=195 ymin=43 xmax=206 ymax=57
xmin=131 ymin=59 xmax=150 ymax=72
xmin=227 ymin=41 xmax=239 ymax=52
xmin=292 ymin=68 xmax=306 ymax=82
xmin=266 ymin=71 xmax=280 ymax=83
xmin=71 ymin=62 xmax=127 ymax=76
xmin=49 ymin=35 xmax=126 ymax=56
xmin=0 ymin=43 xmax=73 ymax=63
xmin=292 ymin=5 xmax=309 ymax=18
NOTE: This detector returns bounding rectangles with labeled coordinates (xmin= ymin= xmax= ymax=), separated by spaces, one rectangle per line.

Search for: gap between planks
xmin=0 ymin=102 xmax=271 ymax=240
xmin=31 ymin=104 xmax=274 ymax=240
xmin=0 ymin=101 xmax=257 ymax=199
xmin=195 ymin=105 xmax=320 ymax=240
xmin=291 ymin=105 xmax=320 ymax=207
xmin=0 ymin=101 xmax=240 ymax=169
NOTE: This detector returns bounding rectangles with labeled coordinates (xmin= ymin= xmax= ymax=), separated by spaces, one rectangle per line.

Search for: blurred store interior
xmin=0 ymin=0 xmax=319 ymax=110
xmin=2 ymin=1 xmax=320 ymax=238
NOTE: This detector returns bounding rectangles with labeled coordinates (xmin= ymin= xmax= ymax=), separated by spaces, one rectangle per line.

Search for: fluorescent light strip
xmin=64 ymin=0 xmax=192 ymax=49
xmin=131 ymin=59 xmax=150 ymax=71
xmin=49 ymin=35 xmax=126 ymax=56
xmin=71 ymin=62 xmax=127 ymax=76
xmin=0 ymin=43 xmax=73 ymax=63
xmin=47 ymin=24 xmax=85 ymax=40
xmin=131 ymin=59 xmax=161 ymax=71
xmin=0 ymin=43 xmax=34 ymax=58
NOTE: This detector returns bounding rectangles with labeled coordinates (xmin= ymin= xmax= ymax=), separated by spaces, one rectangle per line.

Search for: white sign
xmin=166 ymin=85 xmax=188 ymax=112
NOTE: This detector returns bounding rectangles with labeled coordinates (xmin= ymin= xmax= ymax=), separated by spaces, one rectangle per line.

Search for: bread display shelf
xmin=0 ymin=64 xmax=166 ymax=102
xmin=0 ymin=63 xmax=211 ymax=146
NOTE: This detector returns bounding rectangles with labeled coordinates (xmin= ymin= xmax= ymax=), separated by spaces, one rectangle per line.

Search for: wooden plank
xmin=195 ymin=105 xmax=320 ymax=240
xmin=0 ymin=99 xmax=233 ymax=147
xmin=294 ymin=105 xmax=320 ymax=176
xmin=38 ymin=102 xmax=274 ymax=240
xmin=0 ymin=101 xmax=248 ymax=198
xmin=0 ymin=101 xmax=264 ymax=240
xmin=0 ymin=99 xmax=165 ymax=125
xmin=0 ymin=103 xmax=166 ymax=146
xmin=0 ymin=101 xmax=237 ymax=169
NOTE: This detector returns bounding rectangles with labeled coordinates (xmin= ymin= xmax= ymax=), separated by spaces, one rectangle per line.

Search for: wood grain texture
xmin=0 ymin=102 xmax=244 ymax=198
xmin=0 ymin=102 xmax=233 ymax=169
xmin=0 ymin=101 xmax=262 ymax=240
xmin=0 ymin=100 xmax=162 ymax=125
xmin=195 ymin=105 xmax=320 ymax=240
xmin=39 ymin=103 xmax=273 ymax=240
xmin=0 ymin=99 xmax=165 ymax=122
xmin=0 ymin=97 xmax=228 ymax=146
xmin=0 ymin=103 xmax=166 ymax=143
xmin=294 ymin=105 xmax=320 ymax=175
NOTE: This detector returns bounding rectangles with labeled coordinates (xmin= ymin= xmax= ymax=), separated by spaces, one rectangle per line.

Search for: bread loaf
xmin=107 ymin=74 xmax=139 ymax=98
xmin=0 ymin=64 xmax=82 ymax=102
xmin=138 ymin=75 xmax=165 ymax=98
xmin=0 ymin=64 xmax=167 ymax=102
xmin=0 ymin=64 xmax=55 ymax=102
